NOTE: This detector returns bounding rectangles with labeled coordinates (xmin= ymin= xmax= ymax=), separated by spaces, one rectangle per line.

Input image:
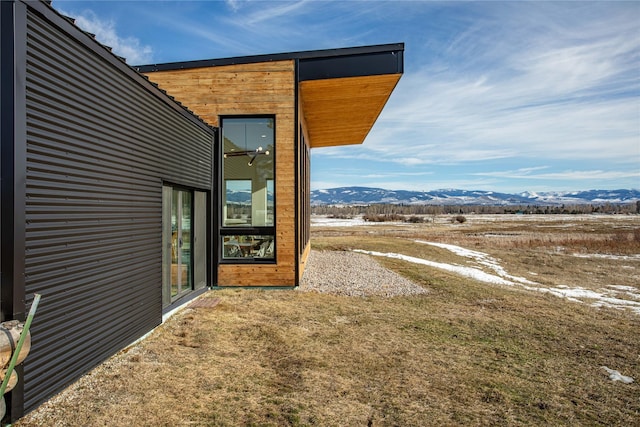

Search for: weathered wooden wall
xmin=144 ymin=61 xmax=297 ymax=286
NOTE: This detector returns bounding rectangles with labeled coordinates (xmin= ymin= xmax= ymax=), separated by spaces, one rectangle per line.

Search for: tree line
xmin=311 ymin=202 xmax=640 ymax=217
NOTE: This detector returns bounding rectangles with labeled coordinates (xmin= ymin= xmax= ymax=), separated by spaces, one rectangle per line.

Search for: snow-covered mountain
xmin=310 ymin=187 xmax=640 ymax=206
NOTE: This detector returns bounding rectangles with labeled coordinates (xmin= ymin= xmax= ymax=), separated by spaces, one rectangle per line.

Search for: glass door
xmin=171 ymin=189 xmax=192 ymax=298
xmin=194 ymin=191 xmax=207 ymax=290
xmin=163 ymin=186 xmax=193 ymax=307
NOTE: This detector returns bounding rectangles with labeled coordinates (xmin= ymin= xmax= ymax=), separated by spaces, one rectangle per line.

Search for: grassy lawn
xmin=17 ymin=215 xmax=640 ymax=426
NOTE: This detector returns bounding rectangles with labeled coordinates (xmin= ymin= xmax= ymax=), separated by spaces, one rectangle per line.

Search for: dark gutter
xmin=298 ymin=48 xmax=403 ymax=81
xmin=135 ymin=43 xmax=404 ymax=75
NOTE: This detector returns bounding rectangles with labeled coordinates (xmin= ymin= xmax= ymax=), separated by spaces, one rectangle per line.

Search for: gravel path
xmin=298 ymin=250 xmax=429 ymax=297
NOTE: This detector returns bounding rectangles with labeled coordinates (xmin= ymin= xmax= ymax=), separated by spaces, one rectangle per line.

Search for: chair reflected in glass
xmin=222 ymin=235 xmax=274 ymax=259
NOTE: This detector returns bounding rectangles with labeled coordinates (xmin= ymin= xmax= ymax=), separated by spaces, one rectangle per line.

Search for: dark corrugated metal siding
xmin=22 ymin=8 xmax=214 ymax=412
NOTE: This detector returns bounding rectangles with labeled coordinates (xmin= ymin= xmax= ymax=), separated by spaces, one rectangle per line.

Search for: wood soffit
xmin=300 ymin=73 xmax=402 ymax=148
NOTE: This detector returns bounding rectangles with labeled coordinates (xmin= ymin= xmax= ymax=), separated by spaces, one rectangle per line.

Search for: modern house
xmin=0 ymin=0 xmax=403 ymax=421
xmin=137 ymin=41 xmax=404 ymax=288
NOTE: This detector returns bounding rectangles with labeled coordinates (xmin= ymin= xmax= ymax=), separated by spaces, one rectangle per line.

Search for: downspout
xmin=293 ymin=59 xmax=300 ymax=286
xmin=210 ymin=127 xmax=219 ymax=287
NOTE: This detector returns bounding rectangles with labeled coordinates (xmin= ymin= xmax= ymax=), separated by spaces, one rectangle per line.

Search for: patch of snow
xmin=607 ymin=285 xmax=640 ymax=301
xmin=354 ymin=242 xmax=640 ymax=315
xmin=415 ymin=240 xmax=538 ymax=285
xmin=591 ymin=297 xmax=640 ymax=313
xmin=353 ymin=250 xmax=516 ymax=286
xmin=311 ymin=216 xmax=368 ymax=227
xmin=416 ymin=241 xmax=486 ymax=260
xmin=310 ymin=216 xmax=405 ymax=227
xmin=602 ymin=367 xmax=634 ymax=384
xmin=545 ymin=287 xmax=604 ymax=300
xmin=573 ymin=253 xmax=640 ymax=261
xmin=608 ymin=285 xmax=639 ymax=293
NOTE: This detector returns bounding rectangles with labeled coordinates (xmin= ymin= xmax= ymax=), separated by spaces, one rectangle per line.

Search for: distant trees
xmin=311 ymin=202 xmax=640 ymax=217
xmin=361 ymin=213 xmax=426 ymax=223
xmin=451 ymin=215 xmax=467 ymax=224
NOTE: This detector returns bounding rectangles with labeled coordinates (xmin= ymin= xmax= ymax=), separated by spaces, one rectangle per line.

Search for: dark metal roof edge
xmin=24 ymin=0 xmax=215 ymax=134
xmin=135 ymin=42 xmax=405 ymax=73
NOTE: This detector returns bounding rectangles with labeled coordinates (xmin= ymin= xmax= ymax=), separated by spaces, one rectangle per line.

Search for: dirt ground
xmin=16 ymin=214 xmax=640 ymax=426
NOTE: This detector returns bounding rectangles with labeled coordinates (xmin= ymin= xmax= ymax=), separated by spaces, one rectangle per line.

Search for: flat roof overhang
xmin=296 ymin=44 xmax=403 ymax=148
xmin=136 ymin=43 xmax=404 ymax=149
xmin=299 ymin=73 xmax=402 ymax=149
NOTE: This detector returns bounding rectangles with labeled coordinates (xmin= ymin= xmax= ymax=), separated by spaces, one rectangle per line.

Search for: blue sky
xmin=53 ymin=0 xmax=639 ymax=193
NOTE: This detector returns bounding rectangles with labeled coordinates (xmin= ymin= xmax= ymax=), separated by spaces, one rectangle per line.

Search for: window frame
xmin=219 ymin=115 xmax=276 ymax=264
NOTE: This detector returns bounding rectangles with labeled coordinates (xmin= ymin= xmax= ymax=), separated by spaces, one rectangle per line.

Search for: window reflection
xmin=222 ymin=118 xmax=274 ymax=227
xmin=221 ymin=117 xmax=276 ymax=263
xmin=222 ymin=235 xmax=274 ymax=260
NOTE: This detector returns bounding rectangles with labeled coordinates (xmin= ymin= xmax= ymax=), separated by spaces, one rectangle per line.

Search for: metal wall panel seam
xmin=25 ymin=94 xmax=211 ymax=180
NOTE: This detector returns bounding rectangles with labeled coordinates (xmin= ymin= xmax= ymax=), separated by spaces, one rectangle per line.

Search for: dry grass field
xmin=17 ymin=214 xmax=639 ymax=426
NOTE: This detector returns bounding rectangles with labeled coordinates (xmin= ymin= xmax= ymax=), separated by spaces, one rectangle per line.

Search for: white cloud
xmin=61 ymin=9 xmax=153 ymax=64
xmin=225 ymin=0 xmax=240 ymax=12
xmin=290 ymin=2 xmax=639 ymax=191
xmin=474 ymin=168 xmax=640 ymax=181
xmin=358 ymin=48 xmax=638 ymax=167
xmin=311 ymin=3 xmax=640 ymax=172
xmin=213 ymin=0 xmax=383 ymax=54
xmin=362 ymin=171 xmax=434 ymax=179
xmin=242 ymin=1 xmax=310 ymax=26
xmin=471 ymin=167 xmax=550 ymax=178
xmin=133 ymin=1 xmax=329 ymax=58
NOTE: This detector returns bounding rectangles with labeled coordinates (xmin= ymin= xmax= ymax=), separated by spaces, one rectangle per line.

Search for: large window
xmin=221 ymin=117 xmax=275 ymax=261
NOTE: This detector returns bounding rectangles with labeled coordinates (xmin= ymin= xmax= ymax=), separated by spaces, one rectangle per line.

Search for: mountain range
xmin=310 ymin=187 xmax=640 ymax=206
